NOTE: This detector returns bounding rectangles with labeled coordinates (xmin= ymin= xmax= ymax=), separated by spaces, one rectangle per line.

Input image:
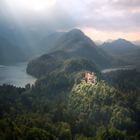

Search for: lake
xmin=0 ymin=62 xmax=36 ymax=87
xmin=0 ymin=63 xmax=136 ymax=87
xmin=101 ymin=65 xmax=136 ymax=73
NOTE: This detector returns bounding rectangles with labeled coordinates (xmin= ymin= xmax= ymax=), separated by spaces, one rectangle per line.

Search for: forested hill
xmin=27 ymin=50 xmax=100 ymax=79
xmin=0 ymin=74 xmax=140 ymax=139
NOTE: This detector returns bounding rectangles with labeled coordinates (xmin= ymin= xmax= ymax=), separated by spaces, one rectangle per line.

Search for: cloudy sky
xmin=0 ymin=0 xmax=140 ymax=41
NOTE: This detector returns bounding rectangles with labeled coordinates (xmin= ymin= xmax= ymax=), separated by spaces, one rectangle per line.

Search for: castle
xmin=83 ymin=72 xmax=97 ymax=85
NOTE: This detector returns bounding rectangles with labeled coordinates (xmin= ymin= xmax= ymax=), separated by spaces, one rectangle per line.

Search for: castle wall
xmin=85 ymin=72 xmax=97 ymax=85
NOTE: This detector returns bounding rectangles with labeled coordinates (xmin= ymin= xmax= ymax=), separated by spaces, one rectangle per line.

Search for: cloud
xmin=111 ymin=0 xmax=140 ymax=9
xmin=78 ymin=0 xmax=140 ymax=31
xmin=0 ymin=0 xmax=140 ymax=40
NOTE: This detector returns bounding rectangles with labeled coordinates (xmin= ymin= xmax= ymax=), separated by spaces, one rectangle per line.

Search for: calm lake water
xmin=0 ymin=62 xmax=36 ymax=87
xmin=101 ymin=65 xmax=136 ymax=73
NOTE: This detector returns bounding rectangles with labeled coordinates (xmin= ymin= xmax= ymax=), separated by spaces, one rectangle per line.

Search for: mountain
xmin=35 ymin=29 xmax=120 ymax=69
xmin=102 ymin=38 xmax=137 ymax=54
xmin=101 ymin=38 xmax=140 ymax=66
xmin=38 ymin=29 xmax=96 ymax=52
xmin=27 ymin=29 xmax=125 ymax=80
xmin=0 ymin=23 xmax=55 ymax=64
xmin=27 ymin=29 xmax=123 ymax=77
xmin=34 ymin=32 xmax=64 ymax=54
xmin=0 ymin=36 xmax=27 ymax=64
xmin=0 ymin=26 xmax=125 ymax=67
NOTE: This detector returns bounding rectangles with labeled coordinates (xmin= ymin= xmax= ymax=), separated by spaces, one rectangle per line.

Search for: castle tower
xmin=85 ymin=72 xmax=97 ymax=85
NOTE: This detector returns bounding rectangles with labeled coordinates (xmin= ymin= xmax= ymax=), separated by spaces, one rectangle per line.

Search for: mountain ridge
xmin=101 ymin=38 xmax=140 ymax=66
xmin=28 ymin=29 xmax=121 ymax=70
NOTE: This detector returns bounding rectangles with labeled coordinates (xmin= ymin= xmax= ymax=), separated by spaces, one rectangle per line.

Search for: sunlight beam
xmin=6 ymin=0 xmax=56 ymax=12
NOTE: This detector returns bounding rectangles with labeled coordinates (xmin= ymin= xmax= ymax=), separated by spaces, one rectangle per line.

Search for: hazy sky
xmin=0 ymin=0 xmax=140 ymax=41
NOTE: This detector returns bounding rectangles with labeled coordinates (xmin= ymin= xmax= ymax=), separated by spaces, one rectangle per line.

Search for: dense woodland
xmin=0 ymin=67 xmax=140 ymax=139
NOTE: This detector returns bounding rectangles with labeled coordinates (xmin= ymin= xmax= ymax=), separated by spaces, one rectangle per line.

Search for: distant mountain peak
xmin=66 ymin=29 xmax=85 ymax=37
xmin=117 ymin=38 xmax=126 ymax=41
xmin=114 ymin=38 xmax=129 ymax=43
xmin=102 ymin=38 xmax=136 ymax=48
xmin=113 ymin=38 xmax=136 ymax=48
xmin=102 ymin=38 xmax=139 ymax=61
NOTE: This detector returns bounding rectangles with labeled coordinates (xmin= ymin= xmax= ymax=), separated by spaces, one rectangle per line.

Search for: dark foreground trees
xmin=0 ymin=70 xmax=140 ymax=139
